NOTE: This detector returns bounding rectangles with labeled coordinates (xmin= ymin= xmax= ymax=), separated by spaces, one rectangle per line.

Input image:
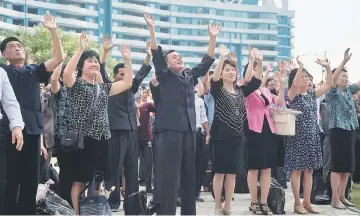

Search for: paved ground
xmin=114 ymin=184 xmax=359 ymax=215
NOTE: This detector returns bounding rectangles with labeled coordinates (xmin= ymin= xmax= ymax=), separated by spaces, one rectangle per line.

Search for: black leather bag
xmin=60 ymin=84 xmax=100 ymax=152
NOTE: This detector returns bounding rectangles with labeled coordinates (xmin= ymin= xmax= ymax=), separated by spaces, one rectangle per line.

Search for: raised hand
xmin=296 ymin=55 xmax=303 ymax=67
xmin=278 ymin=60 xmax=286 ymax=74
xmin=146 ymin=41 xmax=152 ymax=57
xmin=42 ymin=11 xmax=57 ymax=30
xmin=150 ymin=72 xmax=158 ymax=86
xmin=102 ymin=35 xmax=116 ymax=52
xmin=144 ymin=13 xmax=155 ymax=29
xmin=120 ymin=44 xmax=131 ymax=62
xmin=267 ymin=62 xmax=274 ymax=72
xmin=343 ymin=48 xmax=352 ymax=62
xmin=79 ymin=31 xmax=88 ymax=51
xmin=315 ymin=58 xmax=330 ymax=68
xmin=218 ymin=44 xmax=229 ymax=57
xmin=208 ymin=23 xmax=222 ymax=38
xmin=254 ymin=48 xmax=263 ymax=62
xmin=229 ymin=52 xmax=237 ymax=64
xmin=248 ymin=45 xmax=255 ymax=61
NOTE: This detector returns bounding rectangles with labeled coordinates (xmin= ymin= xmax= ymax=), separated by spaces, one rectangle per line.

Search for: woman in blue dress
xmin=285 ymin=56 xmax=333 ymax=214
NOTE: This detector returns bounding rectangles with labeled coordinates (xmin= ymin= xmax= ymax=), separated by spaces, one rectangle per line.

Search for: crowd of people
xmin=0 ymin=11 xmax=359 ymax=215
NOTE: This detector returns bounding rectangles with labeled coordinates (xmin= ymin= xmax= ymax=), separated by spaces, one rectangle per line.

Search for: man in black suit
xmin=144 ymin=13 xmax=220 ymax=215
xmin=0 ymin=12 xmax=64 ymax=214
xmin=99 ymin=37 xmax=153 ymax=212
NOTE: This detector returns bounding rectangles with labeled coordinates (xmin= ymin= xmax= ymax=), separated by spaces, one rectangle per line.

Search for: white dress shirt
xmin=0 ymin=68 xmax=24 ymax=131
xmin=195 ymin=94 xmax=208 ymax=131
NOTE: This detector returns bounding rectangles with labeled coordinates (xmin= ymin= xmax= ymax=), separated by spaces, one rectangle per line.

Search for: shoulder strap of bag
xmin=84 ymin=84 xmax=100 ymax=130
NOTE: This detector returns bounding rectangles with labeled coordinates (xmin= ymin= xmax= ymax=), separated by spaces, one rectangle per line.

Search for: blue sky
xmin=276 ymin=0 xmax=360 ymax=82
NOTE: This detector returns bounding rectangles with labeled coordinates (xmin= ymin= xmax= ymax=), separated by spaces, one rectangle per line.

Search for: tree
xmin=0 ymin=25 xmax=97 ymax=64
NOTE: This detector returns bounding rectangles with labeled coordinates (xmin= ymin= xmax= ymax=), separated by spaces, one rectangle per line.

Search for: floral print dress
xmin=284 ymin=89 xmax=322 ymax=172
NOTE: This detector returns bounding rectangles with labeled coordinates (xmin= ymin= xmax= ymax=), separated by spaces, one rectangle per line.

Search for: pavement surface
xmin=113 ymin=184 xmax=359 ymax=215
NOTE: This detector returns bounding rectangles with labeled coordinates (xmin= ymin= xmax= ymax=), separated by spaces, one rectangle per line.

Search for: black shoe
xmin=196 ymin=196 xmax=205 ymax=202
xmin=147 ymin=198 xmax=158 ymax=215
xmin=177 ymin=197 xmax=181 ymax=207
xmin=109 ymin=202 xmax=121 ymax=212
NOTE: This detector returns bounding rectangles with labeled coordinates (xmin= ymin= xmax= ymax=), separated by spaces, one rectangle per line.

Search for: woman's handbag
xmin=60 ymin=84 xmax=100 ymax=152
xmin=79 ymin=170 xmax=111 ymax=215
xmin=270 ymin=106 xmax=302 ymax=136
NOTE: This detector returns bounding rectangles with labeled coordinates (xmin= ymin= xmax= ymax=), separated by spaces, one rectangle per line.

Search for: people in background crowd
xmin=326 ymin=48 xmax=359 ymax=209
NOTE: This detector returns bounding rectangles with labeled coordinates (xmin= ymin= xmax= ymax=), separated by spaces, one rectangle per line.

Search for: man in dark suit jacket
xmin=99 ymin=38 xmax=153 ymax=212
xmin=0 ymin=12 xmax=64 ymax=214
xmin=144 ymin=13 xmax=220 ymax=215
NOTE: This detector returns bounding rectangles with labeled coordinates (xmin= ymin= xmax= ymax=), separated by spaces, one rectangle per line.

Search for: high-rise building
xmin=0 ymin=0 xmax=294 ymax=82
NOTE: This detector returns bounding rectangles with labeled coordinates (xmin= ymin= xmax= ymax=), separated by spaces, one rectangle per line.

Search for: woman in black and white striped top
xmin=210 ymin=44 xmax=261 ymax=215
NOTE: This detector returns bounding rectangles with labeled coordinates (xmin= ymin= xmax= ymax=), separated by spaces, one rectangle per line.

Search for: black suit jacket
xmin=151 ymin=46 xmax=214 ymax=132
xmin=0 ymin=64 xmax=50 ymax=134
xmin=102 ymin=63 xmax=152 ymax=131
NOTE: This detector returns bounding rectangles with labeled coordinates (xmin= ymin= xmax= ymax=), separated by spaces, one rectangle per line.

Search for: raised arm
xmin=229 ymin=52 xmax=238 ymax=73
xmin=212 ymin=44 xmax=229 ymax=82
xmin=253 ymin=48 xmax=263 ymax=80
xmin=50 ymin=53 xmax=66 ymax=94
xmin=314 ymin=58 xmax=332 ymax=98
xmin=288 ymin=56 xmax=304 ymax=102
xmin=244 ymin=45 xmax=255 ymax=82
xmin=63 ymin=31 xmax=88 ymax=88
xmin=109 ymin=44 xmax=133 ymax=96
xmin=332 ymin=48 xmax=352 ymax=88
xmin=99 ymin=36 xmax=114 ymax=83
xmin=202 ymin=72 xmax=210 ymax=94
xmin=261 ymin=62 xmax=273 ymax=87
xmin=145 ymin=13 xmax=169 ymax=82
xmin=131 ymin=41 xmax=152 ymax=93
xmin=275 ymin=60 xmax=286 ymax=105
xmin=206 ymin=23 xmax=221 ymax=58
xmin=42 ymin=12 xmax=64 ymax=72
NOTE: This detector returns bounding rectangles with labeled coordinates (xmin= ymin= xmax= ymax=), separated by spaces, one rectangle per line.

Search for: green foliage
xmin=0 ymin=25 xmax=97 ymax=64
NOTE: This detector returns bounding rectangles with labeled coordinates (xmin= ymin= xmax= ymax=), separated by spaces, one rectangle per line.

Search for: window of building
xmin=248 ymin=12 xmax=259 ymax=19
xmin=224 ymin=21 xmax=235 ymax=28
xmin=178 ymin=17 xmax=191 ymax=24
xmin=237 ymin=22 xmax=245 ymax=28
xmin=248 ymin=23 xmax=258 ymax=29
xmin=270 ymin=24 xmax=277 ymax=30
xmin=160 ymin=28 xmax=169 ymax=33
xmin=100 ymin=8 xmax=104 ymax=14
xmin=149 ymin=3 xmax=156 ymax=9
xmin=160 ymin=39 xmax=168 ymax=45
xmin=100 ymin=21 xmax=104 ymax=26
xmin=89 ymin=18 xmax=95 ymax=23
xmin=112 ymin=21 xmax=118 ymax=26
xmin=172 ymin=40 xmax=180 ymax=46
xmin=89 ymin=5 xmax=95 ymax=10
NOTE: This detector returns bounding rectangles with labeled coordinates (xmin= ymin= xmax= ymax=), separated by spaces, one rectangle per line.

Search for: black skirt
xmin=330 ymin=128 xmax=356 ymax=173
xmin=212 ymin=136 xmax=245 ymax=175
xmin=246 ymin=117 xmax=278 ymax=170
xmin=57 ymin=136 xmax=110 ymax=183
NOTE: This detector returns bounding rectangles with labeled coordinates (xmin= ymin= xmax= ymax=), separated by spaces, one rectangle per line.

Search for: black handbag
xmin=60 ymin=84 xmax=100 ymax=152
xmin=79 ymin=170 xmax=111 ymax=215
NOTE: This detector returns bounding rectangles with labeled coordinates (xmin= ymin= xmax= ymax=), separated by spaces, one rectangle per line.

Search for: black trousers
xmin=195 ymin=129 xmax=210 ymax=196
xmin=4 ymin=131 xmax=40 ymax=215
xmin=54 ymin=137 xmax=73 ymax=206
xmin=156 ymin=130 xmax=196 ymax=215
xmin=39 ymin=147 xmax=53 ymax=183
xmin=0 ymin=133 xmax=5 ymax=215
xmin=106 ymin=130 xmax=139 ymax=205
xmin=138 ymin=140 xmax=153 ymax=190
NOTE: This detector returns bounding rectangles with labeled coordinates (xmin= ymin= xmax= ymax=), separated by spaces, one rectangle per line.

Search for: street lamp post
xmin=25 ymin=0 xmax=27 ymax=32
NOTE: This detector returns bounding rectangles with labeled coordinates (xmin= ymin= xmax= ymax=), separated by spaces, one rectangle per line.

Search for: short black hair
xmin=242 ymin=61 xmax=257 ymax=78
xmin=288 ymin=68 xmax=310 ymax=89
xmin=0 ymin=37 xmax=22 ymax=53
xmin=76 ymin=50 xmax=100 ymax=77
xmin=222 ymin=59 xmax=236 ymax=71
xmin=164 ymin=49 xmax=176 ymax=58
xmin=332 ymin=67 xmax=348 ymax=74
xmin=113 ymin=63 xmax=125 ymax=76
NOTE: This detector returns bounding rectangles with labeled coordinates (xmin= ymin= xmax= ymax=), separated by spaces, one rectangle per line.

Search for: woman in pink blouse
xmin=243 ymin=52 xmax=287 ymax=215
